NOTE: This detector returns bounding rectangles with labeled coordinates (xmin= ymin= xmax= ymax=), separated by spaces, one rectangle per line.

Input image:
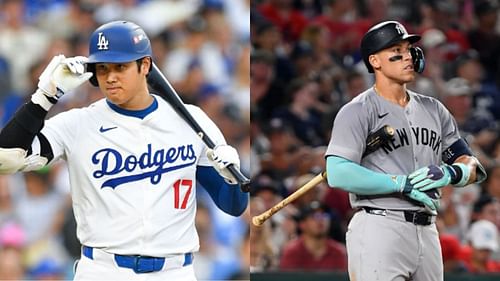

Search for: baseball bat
xmin=252 ymin=171 xmax=326 ymax=226
xmin=251 ymin=125 xmax=395 ymax=226
xmin=147 ymin=62 xmax=251 ymax=192
xmin=363 ymin=125 xmax=395 ymax=157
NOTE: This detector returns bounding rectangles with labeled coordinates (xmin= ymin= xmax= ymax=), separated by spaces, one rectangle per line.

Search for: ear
xmin=142 ymin=57 xmax=152 ymax=74
xmin=369 ymin=54 xmax=381 ymax=71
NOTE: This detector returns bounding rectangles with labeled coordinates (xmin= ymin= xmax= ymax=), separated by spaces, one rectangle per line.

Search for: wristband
xmin=31 ymin=89 xmax=56 ymax=111
xmin=446 ymin=163 xmax=470 ymax=187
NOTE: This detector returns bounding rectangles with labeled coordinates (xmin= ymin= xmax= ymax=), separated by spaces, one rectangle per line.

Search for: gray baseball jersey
xmin=325 ymin=87 xmax=461 ymax=210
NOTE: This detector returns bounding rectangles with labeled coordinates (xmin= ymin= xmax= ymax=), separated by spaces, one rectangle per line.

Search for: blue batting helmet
xmin=87 ymin=21 xmax=152 ymax=86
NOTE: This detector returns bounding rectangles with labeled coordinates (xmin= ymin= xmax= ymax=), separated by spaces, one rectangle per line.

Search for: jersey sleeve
xmin=39 ymin=109 xmax=81 ymax=164
xmin=185 ymin=105 xmax=227 ymax=167
xmin=325 ymin=102 xmax=370 ymax=163
xmin=436 ymin=100 xmax=461 ymax=152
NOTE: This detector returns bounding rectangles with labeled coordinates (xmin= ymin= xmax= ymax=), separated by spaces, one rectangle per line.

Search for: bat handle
xmin=227 ymin=164 xmax=251 ymax=192
xmin=252 ymin=214 xmax=267 ymax=226
xmin=202 ymin=136 xmax=250 ymax=192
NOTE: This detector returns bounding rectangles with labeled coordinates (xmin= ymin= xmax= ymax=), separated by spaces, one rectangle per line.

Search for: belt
xmin=363 ymin=207 xmax=434 ymax=226
xmin=82 ymin=246 xmax=193 ymax=274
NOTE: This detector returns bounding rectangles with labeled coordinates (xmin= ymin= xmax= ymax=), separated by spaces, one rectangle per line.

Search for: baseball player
xmin=0 ymin=21 xmax=248 ymax=281
xmin=324 ymin=21 xmax=487 ymax=281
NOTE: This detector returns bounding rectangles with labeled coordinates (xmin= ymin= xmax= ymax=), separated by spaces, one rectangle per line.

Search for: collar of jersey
xmin=106 ymin=96 xmax=158 ymax=119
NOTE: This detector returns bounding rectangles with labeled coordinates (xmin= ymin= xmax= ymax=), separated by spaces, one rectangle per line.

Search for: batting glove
xmin=408 ymin=164 xmax=454 ymax=191
xmin=33 ymin=55 xmax=93 ymax=111
xmin=405 ymin=189 xmax=439 ymax=215
xmin=399 ymin=176 xmax=439 ymax=215
xmin=206 ymin=144 xmax=240 ymax=185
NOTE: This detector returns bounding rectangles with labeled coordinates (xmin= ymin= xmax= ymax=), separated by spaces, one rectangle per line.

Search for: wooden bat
xmin=252 ymin=171 xmax=326 ymax=226
xmin=147 ymin=62 xmax=251 ymax=192
xmin=252 ymin=125 xmax=395 ymax=226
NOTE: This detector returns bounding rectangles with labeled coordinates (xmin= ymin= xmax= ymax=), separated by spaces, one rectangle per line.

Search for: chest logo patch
xmin=99 ymin=126 xmax=117 ymax=133
xmin=377 ymin=112 xmax=389 ymax=119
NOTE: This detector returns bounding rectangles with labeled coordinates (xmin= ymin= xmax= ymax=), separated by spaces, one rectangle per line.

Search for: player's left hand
xmin=206 ymin=144 xmax=240 ymax=185
xmin=408 ymin=164 xmax=452 ymax=191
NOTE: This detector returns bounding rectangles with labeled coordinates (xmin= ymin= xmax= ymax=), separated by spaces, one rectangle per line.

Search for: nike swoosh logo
xmin=99 ymin=126 xmax=117 ymax=133
xmin=377 ymin=112 xmax=389 ymax=119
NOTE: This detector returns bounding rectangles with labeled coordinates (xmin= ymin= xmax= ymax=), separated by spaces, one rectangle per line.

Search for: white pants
xmin=73 ymin=247 xmax=197 ymax=281
xmin=346 ymin=209 xmax=443 ymax=281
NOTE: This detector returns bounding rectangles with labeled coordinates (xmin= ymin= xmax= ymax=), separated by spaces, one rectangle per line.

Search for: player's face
xmin=95 ymin=60 xmax=150 ymax=109
xmin=375 ymin=41 xmax=416 ymax=83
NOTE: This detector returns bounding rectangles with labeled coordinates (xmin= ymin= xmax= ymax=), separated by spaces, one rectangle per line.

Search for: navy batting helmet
xmin=87 ymin=21 xmax=152 ymax=86
xmin=361 ymin=21 xmax=421 ymax=73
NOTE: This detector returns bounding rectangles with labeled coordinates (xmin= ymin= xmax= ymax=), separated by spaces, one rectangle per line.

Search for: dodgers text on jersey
xmin=91 ymin=143 xmax=197 ymax=189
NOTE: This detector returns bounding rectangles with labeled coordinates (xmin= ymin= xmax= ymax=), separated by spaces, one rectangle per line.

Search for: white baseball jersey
xmin=37 ymin=95 xmax=226 ymax=257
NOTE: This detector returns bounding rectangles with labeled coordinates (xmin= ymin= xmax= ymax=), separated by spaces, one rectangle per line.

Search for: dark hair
xmin=286 ymin=77 xmax=309 ymax=98
xmin=295 ymin=201 xmax=329 ymax=222
xmin=473 ymin=194 xmax=496 ymax=213
xmin=474 ymin=0 xmax=499 ymax=17
xmin=136 ymin=57 xmax=152 ymax=74
xmin=135 ymin=58 xmax=142 ymax=71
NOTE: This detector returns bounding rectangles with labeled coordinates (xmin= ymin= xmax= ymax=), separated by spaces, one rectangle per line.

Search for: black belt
xmin=82 ymin=246 xmax=193 ymax=274
xmin=363 ymin=207 xmax=433 ymax=226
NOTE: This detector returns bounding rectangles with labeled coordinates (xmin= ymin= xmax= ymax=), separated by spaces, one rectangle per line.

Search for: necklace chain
xmin=373 ymin=85 xmax=409 ymax=104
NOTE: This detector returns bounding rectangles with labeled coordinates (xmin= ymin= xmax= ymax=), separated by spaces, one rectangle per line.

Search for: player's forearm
xmin=218 ymin=182 xmax=249 ymax=216
xmin=0 ymin=101 xmax=48 ymax=150
xmin=326 ymin=156 xmax=405 ymax=195
xmin=451 ymin=154 xmax=487 ymax=185
xmin=197 ymin=166 xmax=248 ymax=216
xmin=454 ymin=155 xmax=476 ymax=183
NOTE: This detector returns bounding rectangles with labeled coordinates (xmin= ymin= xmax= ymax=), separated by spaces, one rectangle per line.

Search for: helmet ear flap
xmin=410 ymin=47 xmax=425 ymax=73
xmin=86 ymin=64 xmax=98 ymax=86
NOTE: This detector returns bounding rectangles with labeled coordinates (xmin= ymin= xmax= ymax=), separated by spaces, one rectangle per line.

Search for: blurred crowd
xmin=0 ymin=0 xmax=250 ymax=280
xmin=250 ymin=0 xmax=500 ymax=275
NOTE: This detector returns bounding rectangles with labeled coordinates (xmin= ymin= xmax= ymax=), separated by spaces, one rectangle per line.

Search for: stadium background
xmin=1 ymin=0 xmax=500 ymax=280
xmin=0 ymin=0 xmax=250 ymax=280
xmin=250 ymin=0 xmax=500 ymax=280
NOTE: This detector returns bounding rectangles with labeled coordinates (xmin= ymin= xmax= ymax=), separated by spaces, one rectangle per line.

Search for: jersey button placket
xmin=138 ymin=123 xmax=149 ymax=253
xmin=405 ymin=108 xmax=419 ymax=167
xmin=141 ymin=121 xmax=155 ymax=254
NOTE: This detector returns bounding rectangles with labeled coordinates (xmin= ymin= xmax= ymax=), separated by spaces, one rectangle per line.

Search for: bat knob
xmin=385 ymin=125 xmax=395 ymax=136
xmin=241 ymin=183 xmax=251 ymax=193
xmin=252 ymin=216 xmax=264 ymax=227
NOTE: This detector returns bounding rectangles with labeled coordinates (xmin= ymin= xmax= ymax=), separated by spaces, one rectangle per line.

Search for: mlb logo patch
xmin=133 ymin=34 xmax=146 ymax=44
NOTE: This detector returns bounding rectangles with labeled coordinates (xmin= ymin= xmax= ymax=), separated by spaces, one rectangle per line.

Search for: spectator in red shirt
xmin=279 ymin=201 xmax=347 ymax=271
xmin=461 ymin=220 xmax=500 ymax=273
xmin=439 ymin=233 xmax=467 ymax=273
xmin=257 ymin=0 xmax=308 ymax=42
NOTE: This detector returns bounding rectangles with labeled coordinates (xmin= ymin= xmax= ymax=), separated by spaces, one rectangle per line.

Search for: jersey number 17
xmin=173 ymin=179 xmax=193 ymax=209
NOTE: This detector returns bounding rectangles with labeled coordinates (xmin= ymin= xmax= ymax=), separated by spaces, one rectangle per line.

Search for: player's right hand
xmin=405 ymin=189 xmax=439 ymax=215
xmin=206 ymin=144 xmax=240 ymax=185
xmin=38 ymin=55 xmax=93 ymax=99
xmin=399 ymin=175 xmax=439 ymax=215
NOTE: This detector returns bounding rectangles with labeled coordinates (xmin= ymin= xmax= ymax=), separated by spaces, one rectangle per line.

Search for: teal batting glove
xmin=409 ymin=165 xmax=452 ymax=191
xmin=398 ymin=176 xmax=439 ymax=215
xmin=406 ymin=189 xmax=439 ymax=215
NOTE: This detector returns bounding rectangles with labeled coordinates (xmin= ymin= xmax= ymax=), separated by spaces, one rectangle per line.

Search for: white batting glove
xmin=33 ymin=55 xmax=93 ymax=111
xmin=20 ymin=154 xmax=49 ymax=172
xmin=206 ymin=145 xmax=240 ymax=185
